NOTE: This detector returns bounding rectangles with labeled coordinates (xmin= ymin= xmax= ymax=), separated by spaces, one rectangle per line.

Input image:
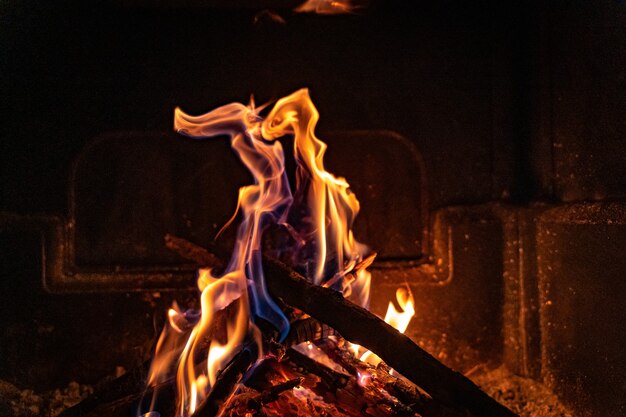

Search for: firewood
xmin=322 ymin=340 xmax=428 ymax=406
xmin=322 ymin=339 xmax=469 ymax=417
xmin=191 ymin=345 xmax=257 ymax=417
xmin=240 ymin=351 xmax=416 ymax=417
xmin=282 ymin=317 xmax=338 ymax=346
xmin=285 ymin=347 xmax=350 ymax=391
xmin=264 ymin=258 xmax=517 ymax=417
xmin=165 ymin=234 xmax=519 ymax=417
xmin=247 ymin=377 xmax=303 ymax=408
xmin=55 ymin=360 xmax=166 ymax=417
xmin=55 ymin=314 xmax=333 ymax=417
xmin=165 ymin=234 xmax=225 ymax=271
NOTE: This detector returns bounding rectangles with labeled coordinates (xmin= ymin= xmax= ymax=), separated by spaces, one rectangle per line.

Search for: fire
xmin=261 ymin=89 xmax=371 ymax=306
xmin=141 ymin=89 xmax=412 ymax=417
xmin=294 ymin=0 xmax=365 ymax=15
xmin=384 ymin=286 xmax=415 ymax=334
xmin=358 ymin=286 xmax=415 ymax=366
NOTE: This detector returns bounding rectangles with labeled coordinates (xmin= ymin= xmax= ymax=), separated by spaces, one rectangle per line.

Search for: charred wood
xmin=165 ymin=235 xmax=518 ymax=417
xmin=284 ymin=347 xmax=349 ymax=391
xmin=323 ymin=340 xmax=469 ymax=417
xmin=247 ymin=377 xmax=303 ymax=408
xmin=191 ymin=345 xmax=257 ymax=417
xmin=282 ymin=317 xmax=338 ymax=346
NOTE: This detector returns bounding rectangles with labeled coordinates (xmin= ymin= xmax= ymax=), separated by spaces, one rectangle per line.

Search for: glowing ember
xmin=356 ymin=370 xmax=372 ymax=387
xmin=141 ymin=89 xmax=414 ymax=417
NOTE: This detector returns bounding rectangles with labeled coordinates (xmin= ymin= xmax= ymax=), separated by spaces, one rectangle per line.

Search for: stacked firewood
xmin=58 ymin=235 xmax=517 ymax=417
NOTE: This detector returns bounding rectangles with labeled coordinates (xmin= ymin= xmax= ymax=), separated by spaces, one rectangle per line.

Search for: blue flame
xmin=174 ymin=102 xmax=291 ymax=340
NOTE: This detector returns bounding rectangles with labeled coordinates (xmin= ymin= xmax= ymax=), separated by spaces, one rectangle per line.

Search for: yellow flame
xmin=173 ymin=273 xmax=249 ymax=417
xmin=143 ymin=90 xmax=391 ymax=416
xmin=358 ymin=287 xmax=415 ymax=367
xmin=262 ymin=89 xmax=372 ymax=307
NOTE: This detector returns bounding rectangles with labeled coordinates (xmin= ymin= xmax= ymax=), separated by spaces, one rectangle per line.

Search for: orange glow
xmin=383 ymin=286 xmax=415 ymax=334
xmin=294 ymin=0 xmax=364 ymax=15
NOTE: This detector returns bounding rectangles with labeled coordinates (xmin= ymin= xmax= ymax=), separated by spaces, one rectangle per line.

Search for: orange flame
xmin=143 ymin=101 xmax=291 ymax=417
xmin=142 ymin=89 xmax=409 ymax=416
xmin=383 ymin=286 xmax=415 ymax=334
xmin=358 ymin=286 xmax=415 ymax=367
xmin=262 ymin=89 xmax=372 ymax=307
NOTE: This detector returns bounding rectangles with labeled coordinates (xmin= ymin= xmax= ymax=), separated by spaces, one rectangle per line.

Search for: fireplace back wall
xmin=1 ymin=1 xmax=625 ymax=416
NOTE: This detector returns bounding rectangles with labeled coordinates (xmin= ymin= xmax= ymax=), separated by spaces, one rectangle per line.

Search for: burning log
xmin=165 ymin=234 xmax=518 ymax=417
xmin=284 ymin=347 xmax=349 ymax=391
xmin=246 ymin=377 xmax=303 ymax=408
xmin=230 ymin=349 xmax=418 ymax=417
xmin=284 ymin=347 xmax=424 ymax=416
xmin=191 ymin=345 xmax=257 ymax=417
xmin=322 ymin=339 xmax=469 ymax=417
xmin=282 ymin=317 xmax=339 ymax=347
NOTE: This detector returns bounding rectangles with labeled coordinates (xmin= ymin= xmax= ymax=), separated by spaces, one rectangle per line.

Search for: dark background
xmin=3 ymin=0 xmax=626 ymax=212
xmin=1 ymin=1 xmax=625 ymax=416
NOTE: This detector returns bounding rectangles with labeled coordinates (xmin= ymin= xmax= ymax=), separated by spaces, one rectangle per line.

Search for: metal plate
xmin=43 ymin=129 xmax=426 ymax=291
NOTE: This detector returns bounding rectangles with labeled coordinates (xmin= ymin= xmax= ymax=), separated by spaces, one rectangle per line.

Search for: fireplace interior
xmin=1 ymin=1 xmax=625 ymax=417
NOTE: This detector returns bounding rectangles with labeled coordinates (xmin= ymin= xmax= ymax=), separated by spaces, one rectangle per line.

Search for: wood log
xmin=244 ymin=350 xmax=417 ymax=417
xmin=264 ymin=258 xmax=517 ymax=417
xmin=322 ymin=339 xmax=469 ymax=417
xmin=282 ymin=317 xmax=338 ymax=346
xmin=192 ymin=345 xmax=257 ymax=417
xmin=285 ymin=347 xmax=349 ymax=391
xmin=165 ymin=235 xmax=518 ymax=417
xmin=322 ymin=340 xmax=428 ymax=406
xmin=247 ymin=377 xmax=303 ymax=408
xmin=56 ymin=315 xmax=333 ymax=416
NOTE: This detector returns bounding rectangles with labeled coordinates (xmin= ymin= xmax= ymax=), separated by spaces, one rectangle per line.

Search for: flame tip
xmin=151 ymin=88 xmax=393 ymax=417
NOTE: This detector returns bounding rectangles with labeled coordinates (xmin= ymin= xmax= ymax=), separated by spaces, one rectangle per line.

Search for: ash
xmin=0 ymin=365 xmax=578 ymax=417
xmin=0 ymin=380 xmax=92 ymax=417
xmin=472 ymin=366 xmax=576 ymax=417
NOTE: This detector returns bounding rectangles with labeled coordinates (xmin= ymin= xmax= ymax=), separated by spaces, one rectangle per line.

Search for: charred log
xmin=247 ymin=377 xmax=303 ymax=408
xmin=165 ymin=234 xmax=225 ymax=272
xmin=165 ymin=234 xmax=518 ymax=417
xmin=285 ymin=347 xmax=350 ymax=391
xmin=263 ymin=257 xmax=517 ymax=417
xmin=191 ymin=345 xmax=257 ymax=417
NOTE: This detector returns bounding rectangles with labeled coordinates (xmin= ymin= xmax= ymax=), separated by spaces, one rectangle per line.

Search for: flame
xmin=261 ymin=89 xmax=372 ymax=308
xmin=383 ymin=286 xmax=415 ymax=334
xmin=356 ymin=370 xmax=372 ymax=387
xmin=294 ymin=0 xmax=365 ymax=15
xmin=143 ymin=101 xmax=293 ymax=417
xmin=358 ymin=286 xmax=415 ymax=367
xmin=142 ymin=89 xmax=405 ymax=416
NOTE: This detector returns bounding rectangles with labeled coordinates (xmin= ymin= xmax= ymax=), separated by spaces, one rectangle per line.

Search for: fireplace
xmin=1 ymin=1 xmax=625 ymax=417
